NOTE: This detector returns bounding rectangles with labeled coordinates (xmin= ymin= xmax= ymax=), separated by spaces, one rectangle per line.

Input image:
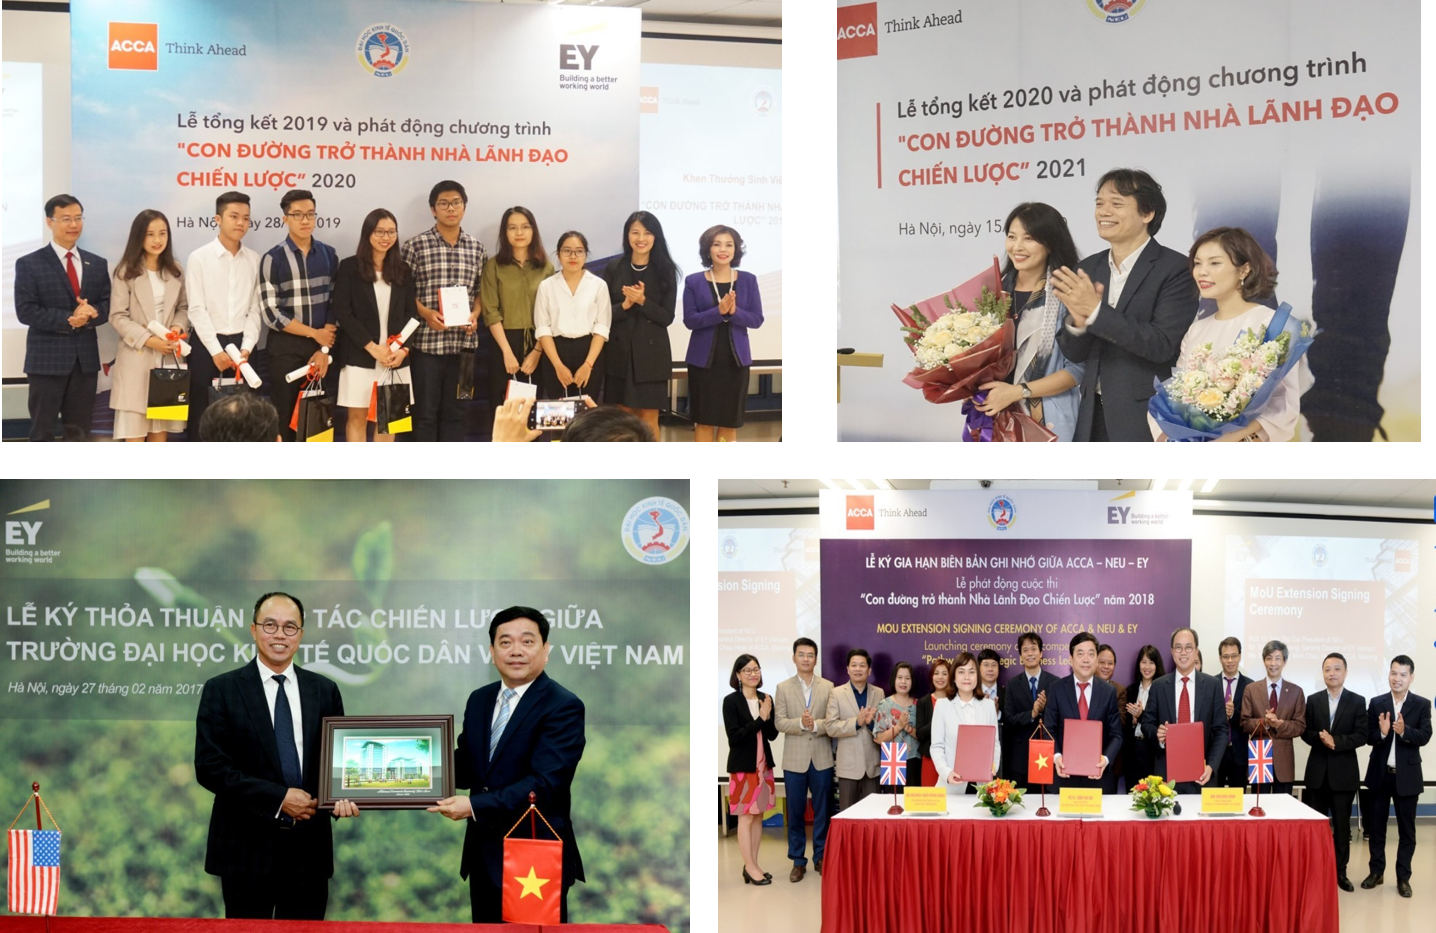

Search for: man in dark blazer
xmin=194 ymin=592 xmax=356 ymax=919
xmin=1215 ymin=636 xmax=1255 ymax=787
xmin=13 ymin=194 xmax=110 ymax=441
xmin=1301 ymin=652 xmax=1368 ymax=891
xmin=1003 ymin=631 xmax=1060 ymax=786
xmin=430 ymin=606 xmax=586 ymax=922
xmin=1361 ymin=655 xmax=1431 ymax=898
xmin=1052 ymin=168 xmax=1199 ymax=441
xmin=1044 ymin=632 xmax=1122 ymax=789
xmin=1139 ymin=628 xmax=1228 ymax=793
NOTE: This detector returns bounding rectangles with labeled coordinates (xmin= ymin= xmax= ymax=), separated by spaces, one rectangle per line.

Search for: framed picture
xmin=317 ymin=714 xmax=455 ymax=810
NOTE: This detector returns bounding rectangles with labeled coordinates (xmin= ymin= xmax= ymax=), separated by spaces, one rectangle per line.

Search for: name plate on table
xmin=1058 ymin=787 xmax=1103 ymax=817
xmin=903 ymin=787 xmax=948 ymax=814
xmin=1201 ymin=787 xmax=1244 ymax=815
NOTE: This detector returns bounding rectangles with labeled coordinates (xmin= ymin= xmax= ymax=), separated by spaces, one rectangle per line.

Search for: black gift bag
xmin=146 ymin=356 xmax=191 ymax=421
xmin=376 ymin=370 xmax=412 ymax=435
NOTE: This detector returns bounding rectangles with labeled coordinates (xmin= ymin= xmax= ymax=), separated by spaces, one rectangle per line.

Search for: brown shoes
xmin=815 ymin=858 xmax=823 ymax=875
xmin=790 ymin=865 xmax=806 ymax=883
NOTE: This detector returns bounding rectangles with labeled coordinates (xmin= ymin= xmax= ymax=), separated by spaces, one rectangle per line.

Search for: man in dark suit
xmin=1215 ymin=636 xmax=1255 ymax=788
xmin=1044 ymin=632 xmax=1121 ymax=789
xmin=1361 ymin=655 xmax=1431 ymax=898
xmin=13 ymin=194 xmax=110 ymax=441
xmin=1301 ymin=652 xmax=1367 ymax=892
xmin=1002 ymin=631 xmax=1060 ymax=787
xmin=977 ymin=648 xmax=1004 ymax=728
xmin=194 ymin=592 xmax=357 ymax=919
xmin=1052 ymin=168 xmax=1199 ymax=441
xmin=430 ymin=606 xmax=586 ymax=922
xmin=1139 ymin=627 xmax=1228 ymax=793
xmin=1095 ymin=644 xmax=1128 ymax=792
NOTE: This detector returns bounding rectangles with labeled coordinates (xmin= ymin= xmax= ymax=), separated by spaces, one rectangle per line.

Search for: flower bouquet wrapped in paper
xmin=892 ymin=258 xmax=1056 ymax=442
xmin=1148 ymin=303 xmax=1313 ymax=442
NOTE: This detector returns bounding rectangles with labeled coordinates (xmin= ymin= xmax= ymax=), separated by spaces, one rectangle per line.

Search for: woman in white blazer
xmin=930 ymin=652 xmax=1001 ymax=793
xmin=109 ymin=210 xmax=188 ymax=441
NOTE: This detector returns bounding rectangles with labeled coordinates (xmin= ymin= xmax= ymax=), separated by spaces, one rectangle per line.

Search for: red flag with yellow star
xmin=1028 ymin=738 xmax=1055 ymax=786
xmin=503 ymin=837 xmax=562 ymax=924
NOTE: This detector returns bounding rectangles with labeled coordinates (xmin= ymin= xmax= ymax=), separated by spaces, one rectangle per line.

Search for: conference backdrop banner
xmin=818 ymin=489 xmax=1192 ymax=687
xmin=69 ymin=0 xmax=639 ymax=267
xmin=836 ymin=0 xmax=1420 ymax=441
xmin=0 ymin=479 xmax=688 ymax=929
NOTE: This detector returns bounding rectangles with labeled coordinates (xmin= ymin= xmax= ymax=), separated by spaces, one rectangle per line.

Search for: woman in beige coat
xmin=109 ymin=210 xmax=188 ymax=441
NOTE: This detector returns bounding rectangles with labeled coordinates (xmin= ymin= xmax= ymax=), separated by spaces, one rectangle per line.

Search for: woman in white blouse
xmin=930 ymin=652 xmax=1001 ymax=794
xmin=534 ymin=231 xmax=612 ymax=400
xmin=1151 ymin=226 xmax=1302 ymax=442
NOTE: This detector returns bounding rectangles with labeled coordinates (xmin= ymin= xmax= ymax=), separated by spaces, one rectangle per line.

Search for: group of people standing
xmin=14 ymin=183 xmax=765 ymax=441
xmin=725 ymin=631 xmax=1430 ymax=898
xmin=976 ymin=166 xmax=1300 ymax=441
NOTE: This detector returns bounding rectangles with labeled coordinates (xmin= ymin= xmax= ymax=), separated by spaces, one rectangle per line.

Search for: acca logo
xmin=987 ymin=496 xmax=1016 ymax=531
xmin=846 ymin=495 xmax=875 ymax=531
xmin=357 ymin=24 xmax=410 ymax=78
xmin=1087 ymin=0 xmax=1147 ymax=24
xmin=108 ymin=22 xmax=158 ymax=71
xmin=622 ymin=497 xmax=690 ymax=565
xmin=837 ymin=3 xmax=878 ymax=60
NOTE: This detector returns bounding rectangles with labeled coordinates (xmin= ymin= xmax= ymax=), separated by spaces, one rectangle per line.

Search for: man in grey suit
xmin=1052 ymin=168 xmax=1199 ymax=441
xmin=826 ymin=648 xmax=884 ymax=811
xmin=774 ymin=637 xmax=834 ymax=882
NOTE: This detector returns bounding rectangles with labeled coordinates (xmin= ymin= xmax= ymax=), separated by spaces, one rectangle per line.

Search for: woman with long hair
xmin=602 ymin=211 xmax=677 ymax=439
xmin=1123 ymin=644 xmax=1166 ymax=791
xmin=914 ymin=658 xmax=955 ymax=786
xmin=480 ymin=206 xmax=552 ymax=408
xmin=534 ymin=231 xmax=611 ymax=399
xmin=108 ymin=209 xmax=188 ymax=441
xmin=723 ymin=653 xmax=777 ymax=885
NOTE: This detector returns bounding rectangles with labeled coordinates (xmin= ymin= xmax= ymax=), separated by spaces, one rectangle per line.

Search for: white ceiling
xmin=718 ymin=479 xmax=1436 ymax=512
xmin=480 ymin=0 xmax=783 ymax=27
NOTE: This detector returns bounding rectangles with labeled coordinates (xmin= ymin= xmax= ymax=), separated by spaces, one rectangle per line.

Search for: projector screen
xmin=717 ymin=505 xmax=1435 ymax=804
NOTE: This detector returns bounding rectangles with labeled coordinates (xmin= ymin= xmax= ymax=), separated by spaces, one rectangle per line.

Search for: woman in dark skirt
xmin=602 ymin=211 xmax=677 ymax=440
xmin=533 ymin=231 xmax=611 ymax=400
xmin=682 ymin=225 xmax=764 ymax=442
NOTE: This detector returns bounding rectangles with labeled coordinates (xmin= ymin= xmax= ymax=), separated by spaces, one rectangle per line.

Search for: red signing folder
xmin=1062 ymin=719 xmax=1103 ymax=777
xmin=953 ymin=724 xmax=996 ymax=783
xmin=1164 ymin=721 xmax=1206 ymax=782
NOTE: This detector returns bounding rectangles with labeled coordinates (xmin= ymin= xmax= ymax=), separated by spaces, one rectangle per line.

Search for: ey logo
xmin=6 ymin=498 xmax=49 ymax=545
xmin=109 ymin=22 xmax=158 ymax=70
xmin=846 ymin=495 xmax=875 ymax=530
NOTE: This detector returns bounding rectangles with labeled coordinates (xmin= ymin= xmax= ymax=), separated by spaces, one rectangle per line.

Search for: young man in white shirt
xmin=185 ymin=191 xmax=263 ymax=440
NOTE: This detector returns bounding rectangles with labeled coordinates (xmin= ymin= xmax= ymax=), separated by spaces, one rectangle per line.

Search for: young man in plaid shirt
xmin=400 ymin=180 xmax=486 ymax=441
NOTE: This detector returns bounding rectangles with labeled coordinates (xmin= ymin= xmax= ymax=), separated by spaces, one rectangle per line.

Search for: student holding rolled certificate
xmin=930 ymin=652 xmax=1000 ymax=794
xmin=109 ymin=209 xmax=188 ymax=441
xmin=332 ymin=209 xmax=417 ymax=442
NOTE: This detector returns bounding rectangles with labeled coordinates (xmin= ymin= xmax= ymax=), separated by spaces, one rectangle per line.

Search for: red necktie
xmin=1178 ymin=676 xmax=1191 ymax=724
xmin=65 ymin=251 xmax=80 ymax=297
xmin=1269 ymin=683 xmax=1278 ymax=711
xmin=1078 ymin=682 xmax=1089 ymax=719
xmin=1224 ymin=677 xmax=1233 ymax=703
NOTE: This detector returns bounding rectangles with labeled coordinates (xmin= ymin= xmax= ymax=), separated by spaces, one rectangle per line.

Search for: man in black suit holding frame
xmin=1361 ymin=654 xmax=1431 ymax=898
xmin=194 ymin=592 xmax=358 ymax=919
xmin=1139 ymin=627 xmax=1228 ymax=793
xmin=1044 ymin=632 xmax=1121 ymax=789
xmin=1301 ymin=652 xmax=1367 ymax=892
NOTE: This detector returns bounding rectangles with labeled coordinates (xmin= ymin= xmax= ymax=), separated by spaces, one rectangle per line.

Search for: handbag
xmin=145 ymin=352 xmax=190 ymax=421
xmin=457 ymin=350 xmax=476 ymax=399
xmin=375 ymin=366 xmax=412 ymax=435
xmin=289 ymin=375 xmax=334 ymax=442
xmin=506 ymin=371 xmax=537 ymax=401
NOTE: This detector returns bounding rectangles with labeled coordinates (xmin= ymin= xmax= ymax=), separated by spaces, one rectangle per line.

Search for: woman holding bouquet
xmin=683 ymin=225 xmax=763 ymax=441
xmin=872 ymin=662 xmax=920 ymax=780
xmin=929 ymin=652 xmax=1000 ymax=794
xmin=974 ymin=202 xmax=1085 ymax=441
xmin=1150 ymin=227 xmax=1300 ymax=441
xmin=914 ymin=658 xmax=955 ymax=786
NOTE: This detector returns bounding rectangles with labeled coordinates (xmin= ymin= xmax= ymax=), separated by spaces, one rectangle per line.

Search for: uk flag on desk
xmin=880 ymin=741 xmax=908 ymax=786
xmin=1247 ymin=739 xmax=1274 ymax=784
xmin=8 ymin=829 xmax=60 ymax=915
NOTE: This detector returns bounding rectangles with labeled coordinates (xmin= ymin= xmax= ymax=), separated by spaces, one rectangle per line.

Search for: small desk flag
xmin=7 ymin=829 xmax=60 ymax=916
xmin=880 ymin=741 xmax=908 ymax=786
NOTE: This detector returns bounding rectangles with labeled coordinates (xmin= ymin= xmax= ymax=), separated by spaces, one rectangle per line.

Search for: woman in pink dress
xmin=724 ymin=653 xmax=777 ymax=885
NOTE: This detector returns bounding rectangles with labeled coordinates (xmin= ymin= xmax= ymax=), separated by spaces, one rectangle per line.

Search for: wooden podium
xmin=836 ymin=351 xmax=883 ymax=402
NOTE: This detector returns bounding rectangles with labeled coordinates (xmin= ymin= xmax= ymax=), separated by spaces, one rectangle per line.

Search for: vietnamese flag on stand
xmin=503 ymin=837 xmax=563 ymax=924
xmin=1028 ymin=738 xmax=1055 ymax=786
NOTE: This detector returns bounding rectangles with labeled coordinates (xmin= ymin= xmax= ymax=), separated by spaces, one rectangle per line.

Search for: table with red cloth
xmin=821 ymin=792 xmax=1338 ymax=933
xmin=0 ymin=921 xmax=668 ymax=933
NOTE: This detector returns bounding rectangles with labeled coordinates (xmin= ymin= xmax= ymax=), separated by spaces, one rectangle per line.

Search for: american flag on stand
xmin=1247 ymin=738 xmax=1274 ymax=784
xmin=8 ymin=829 xmax=60 ymax=915
xmin=880 ymin=741 xmax=908 ymax=787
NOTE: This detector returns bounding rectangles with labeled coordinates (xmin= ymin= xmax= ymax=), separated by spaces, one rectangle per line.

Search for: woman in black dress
xmin=602 ymin=211 xmax=676 ymax=439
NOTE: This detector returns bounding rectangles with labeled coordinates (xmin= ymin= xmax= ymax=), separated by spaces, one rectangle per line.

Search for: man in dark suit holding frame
xmin=1301 ymin=652 xmax=1367 ymax=892
xmin=1044 ymin=632 xmax=1121 ymax=789
xmin=430 ymin=606 xmax=587 ymax=922
xmin=194 ymin=592 xmax=357 ymax=919
xmin=1139 ymin=627 xmax=1228 ymax=793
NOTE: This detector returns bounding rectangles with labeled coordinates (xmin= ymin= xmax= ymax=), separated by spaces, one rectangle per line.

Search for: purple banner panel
xmin=819 ymin=537 xmax=1192 ymax=691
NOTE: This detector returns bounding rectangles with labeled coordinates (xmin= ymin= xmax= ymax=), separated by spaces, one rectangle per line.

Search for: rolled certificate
xmin=223 ymin=343 xmax=263 ymax=388
xmin=146 ymin=320 xmax=192 ymax=356
xmin=285 ymin=363 xmax=313 ymax=384
xmin=389 ymin=317 xmax=421 ymax=352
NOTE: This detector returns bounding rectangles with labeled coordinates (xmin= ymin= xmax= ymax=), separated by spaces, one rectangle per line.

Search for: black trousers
xmin=1216 ymin=741 xmax=1247 ymax=788
xmin=469 ymin=873 xmax=570 ymax=923
xmin=266 ymin=329 xmax=324 ymax=442
xmin=186 ymin=331 xmax=243 ymax=441
xmin=221 ymin=874 xmax=328 ymax=920
xmin=1365 ymin=768 xmax=1418 ymax=881
xmin=27 ymin=365 xmax=97 ymax=441
xmin=1090 ymin=392 xmax=1110 ymax=442
xmin=409 ymin=349 xmax=466 ymax=441
xmin=540 ymin=335 xmax=604 ymax=400
xmin=488 ymin=328 xmax=536 ymax=409
xmin=1306 ymin=783 xmax=1356 ymax=874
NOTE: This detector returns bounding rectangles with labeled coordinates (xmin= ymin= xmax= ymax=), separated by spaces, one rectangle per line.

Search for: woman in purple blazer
xmin=682 ymin=224 xmax=763 ymax=441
